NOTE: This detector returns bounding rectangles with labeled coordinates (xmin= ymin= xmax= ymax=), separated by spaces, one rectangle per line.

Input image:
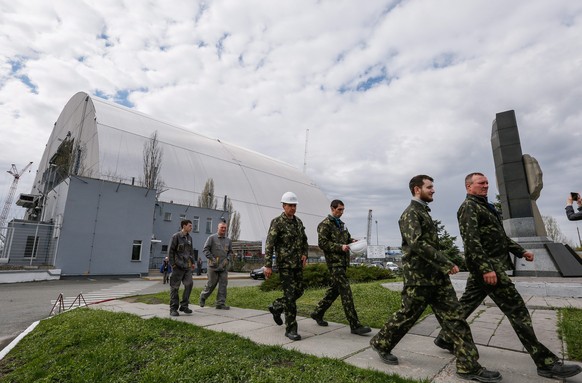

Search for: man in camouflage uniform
xmin=168 ymin=219 xmax=197 ymax=317
xmin=434 ymin=172 xmax=582 ymax=380
xmin=370 ymin=175 xmax=501 ymax=382
xmin=310 ymin=199 xmax=371 ymax=335
xmin=264 ymin=191 xmax=308 ymax=341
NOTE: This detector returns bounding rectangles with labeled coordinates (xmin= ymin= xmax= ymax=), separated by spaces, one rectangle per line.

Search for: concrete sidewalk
xmin=90 ymin=275 xmax=582 ymax=383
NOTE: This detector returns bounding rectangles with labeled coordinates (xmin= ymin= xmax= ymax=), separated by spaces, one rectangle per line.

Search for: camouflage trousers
xmin=271 ymin=268 xmax=304 ymax=332
xmin=312 ymin=266 xmax=361 ymax=329
xmin=437 ymin=271 xmax=558 ymax=369
xmin=370 ymin=283 xmax=481 ymax=374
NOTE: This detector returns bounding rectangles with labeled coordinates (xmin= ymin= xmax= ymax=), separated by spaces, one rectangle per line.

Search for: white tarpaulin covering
xmin=31 ymin=92 xmax=329 ymax=242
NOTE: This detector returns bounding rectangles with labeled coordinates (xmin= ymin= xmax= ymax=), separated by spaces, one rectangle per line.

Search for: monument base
xmin=510 ymin=236 xmax=561 ymax=277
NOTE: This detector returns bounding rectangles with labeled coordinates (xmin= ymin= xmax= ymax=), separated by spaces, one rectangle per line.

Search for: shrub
xmin=260 ymin=263 xmax=394 ymax=291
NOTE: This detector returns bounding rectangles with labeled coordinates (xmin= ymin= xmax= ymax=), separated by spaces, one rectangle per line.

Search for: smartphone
xmin=572 ymin=192 xmax=580 ymax=200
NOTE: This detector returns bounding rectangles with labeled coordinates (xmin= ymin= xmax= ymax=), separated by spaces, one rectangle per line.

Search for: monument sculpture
xmin=491 ymin=110 xmax=582 ymax=277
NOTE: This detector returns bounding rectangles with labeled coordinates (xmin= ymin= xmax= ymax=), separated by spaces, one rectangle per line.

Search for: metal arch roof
xmin=32 ymin=92 xmax=329 ymax=242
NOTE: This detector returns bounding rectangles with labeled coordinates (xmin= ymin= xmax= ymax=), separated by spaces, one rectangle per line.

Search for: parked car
xmin=385 ymin=262 xmax=399 ymax=272
xmin=370 ymin=262 xmax=385 ymax=268
xmin=250 ymin=267 xmax=265 ymax=280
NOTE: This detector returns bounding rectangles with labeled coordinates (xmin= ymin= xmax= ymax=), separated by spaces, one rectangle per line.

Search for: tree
xmin=141 ymin=131 xmax=165 ymax=198
xmin=226 ymin=198 xmax=241 ymax=241
xmin=198 ymin=178 xmax=217 ymax=209
xmin=493 ymin=194 xmax=503 ymax=219
xmin=543 ymin=215 xmax=573 ymax=246
xmin=434 ymin=219 xmax=466 ymax=270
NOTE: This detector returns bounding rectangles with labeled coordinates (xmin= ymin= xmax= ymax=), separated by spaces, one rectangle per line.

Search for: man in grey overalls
xmin=200 ymin=221 xmax=233 ymax=310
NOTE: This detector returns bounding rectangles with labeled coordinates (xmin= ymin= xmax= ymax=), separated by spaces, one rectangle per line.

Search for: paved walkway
xmin=89 ymin=274 xmax=582 ymax=383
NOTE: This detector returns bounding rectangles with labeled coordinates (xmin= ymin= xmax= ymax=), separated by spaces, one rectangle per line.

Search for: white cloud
xmin=1 ymin=0 xmax=581 ymax=246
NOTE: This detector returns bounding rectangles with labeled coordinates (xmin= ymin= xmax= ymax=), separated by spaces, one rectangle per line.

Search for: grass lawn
xmin=559 ymin=308 xmax=582 ymax=361
xmin=0 ymin=308 xmax=427 ymax=383
xmin=132 ymin=280 xmax=408 ymax=329
xmin=2 ymin=280 xmax=581 ymax=382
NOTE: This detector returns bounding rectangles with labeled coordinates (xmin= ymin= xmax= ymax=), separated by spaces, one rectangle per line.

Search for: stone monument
xmin=491 ymin=110 xmax=582 ymax=277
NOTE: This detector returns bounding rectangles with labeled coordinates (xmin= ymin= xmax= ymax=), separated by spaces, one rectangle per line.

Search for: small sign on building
xmin=367 ymin=245 xmax=385 ymax=259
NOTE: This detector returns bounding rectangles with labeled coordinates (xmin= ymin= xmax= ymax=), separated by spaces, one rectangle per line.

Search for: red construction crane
xmin=0 ymin=162 xmax=33 ymax=234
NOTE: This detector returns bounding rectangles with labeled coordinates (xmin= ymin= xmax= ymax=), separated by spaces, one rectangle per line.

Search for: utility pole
xmin=0 ymin=162 xmax=33 ymax=241
xmin=366 ymin=209 xmax=373 ymax=245
xmin=303 ymin=129 xmax=309 ymax=173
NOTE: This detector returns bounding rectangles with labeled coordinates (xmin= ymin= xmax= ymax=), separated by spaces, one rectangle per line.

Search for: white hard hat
xmin=348 ymin=240 xmax=367 ymax=255
xmin=281 ymin=191 xmax=299 ymax=204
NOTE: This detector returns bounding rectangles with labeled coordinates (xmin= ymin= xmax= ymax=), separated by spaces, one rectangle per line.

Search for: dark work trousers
xmin=438 ymin=272 xmax=558 ymax=368
xmin=271 ymin=268 xmax=304 ymax=333
xmin=371 ymin=284 xmax=482 ymax=374
xmin=169 ymin=267 xmax=193 ymax=311
xmin=200 ymin=267 xmax=228 ymax=306
xmin=312 ymin=266 xmax=360 ymax=329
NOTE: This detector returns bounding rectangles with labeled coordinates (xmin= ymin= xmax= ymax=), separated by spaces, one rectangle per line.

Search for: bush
xmin=260 ymin=263 xmax=394 ymax=291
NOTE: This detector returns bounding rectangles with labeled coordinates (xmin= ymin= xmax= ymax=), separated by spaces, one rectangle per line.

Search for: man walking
xmin=200 ymin=221 xmax=233 ymax=310
xmin=434 ymin=172 xmax=582 ymax=380
xmin=311 ymin=199 xmax=371 ymax=335
xmin=370 ymin=175 xmax=501 ymax=382
xmin=160 ymin=256 xmax=172 ymax=284
xmin=168 ymin=219 xmax=197 ymax=317
xmin=264 ymin=191 xmax=308 ymax=341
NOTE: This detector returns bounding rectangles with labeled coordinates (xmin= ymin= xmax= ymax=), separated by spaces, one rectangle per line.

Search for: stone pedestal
xmin=511 ymin=237 xmax=560 ymax=277
xmin=504 ymin=217 xmax=560 ymax=276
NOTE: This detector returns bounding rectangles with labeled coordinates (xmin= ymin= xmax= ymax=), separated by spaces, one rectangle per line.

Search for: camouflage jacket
xmin=458 ymin=194 xmax=525 ymax=275
xmin=265 ymin=213 xmax=308 ymax=269
xmin=168 ymin=231 xmax=196 ymax=270
xmin=399 ymin=200 xmax=454 ymax=286
xmin=318 ymin=215 xmax=352 ymax=268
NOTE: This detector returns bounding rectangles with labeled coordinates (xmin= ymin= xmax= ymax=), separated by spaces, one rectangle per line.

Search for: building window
xmin=161 ymin=245 xmax=168 ymax=253
xmin=24 ymin=236 xmax=39 ymax=258
xmin=132 ymin=240 xmax=142 ymax=261
xmin=192 ymin=216 xmax=200 ymax=232
xmin=206 ymin=218 xmax=212 ymax=234
xmin=164 ymin=212 xmax=172 ymax=221
xmin=179 ymin=214 xmax=186 ymax=220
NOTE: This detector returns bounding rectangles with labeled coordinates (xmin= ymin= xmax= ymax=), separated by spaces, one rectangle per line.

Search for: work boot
xmin=370 ymin=342 xmax=398 ymax=365
xmin=179 ymin=306 xmax=192 ymax=314
xmin=537 ymin=360 xmax=582 ymax=379
xmin=457 ymin=368 xmax=502 ymax=382
xmin=170 ymin=310 xmax=179 ymax=317
xmin=351 ymin=325 xmax=371 ymax=335
xmin=310 ymin=312 xmax=328 ymax=326
xmin=215 ymin=304 xmax=230 ymax=310
xmin=434 ymin=336 xmax=454 ymax=353
xmin=285 ymin=330 xmax=301 ymax=341
xmin=268 ymin=305 xmax=283 ymax=326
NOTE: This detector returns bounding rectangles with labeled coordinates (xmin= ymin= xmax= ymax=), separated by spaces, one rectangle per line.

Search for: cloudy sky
xmin=1 ymin=0 xmax=581 ymax=247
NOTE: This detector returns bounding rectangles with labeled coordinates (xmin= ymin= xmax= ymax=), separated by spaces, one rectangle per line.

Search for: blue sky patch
xmin=9 ymin=57 xmax=38 ymax=94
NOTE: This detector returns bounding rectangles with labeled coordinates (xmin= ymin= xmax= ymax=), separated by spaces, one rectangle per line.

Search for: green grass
xmin=132 ymin=280 xmax=409 ymax=329
xmin=0 ymin=309 xmax=427 ymax=383
xmin=559 ymin=308 xmax=582 ymax=360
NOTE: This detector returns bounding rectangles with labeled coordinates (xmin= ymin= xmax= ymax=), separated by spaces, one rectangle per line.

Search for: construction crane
xmin=0 ymin=162 xmax=33 ymax=238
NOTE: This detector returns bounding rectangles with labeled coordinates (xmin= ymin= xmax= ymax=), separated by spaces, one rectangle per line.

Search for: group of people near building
xmin=165 ymin=172 xmax=582 ymax=382
xmin=167 ymin=219 xmax=232 ymax=316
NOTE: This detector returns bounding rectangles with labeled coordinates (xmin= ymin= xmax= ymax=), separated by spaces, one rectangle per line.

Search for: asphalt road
xmin=0 ymin=276 xmax=261 ymax=353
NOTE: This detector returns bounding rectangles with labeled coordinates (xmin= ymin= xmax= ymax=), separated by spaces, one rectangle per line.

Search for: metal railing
xmin=0 ymin=222 xmax=59 ymax=267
